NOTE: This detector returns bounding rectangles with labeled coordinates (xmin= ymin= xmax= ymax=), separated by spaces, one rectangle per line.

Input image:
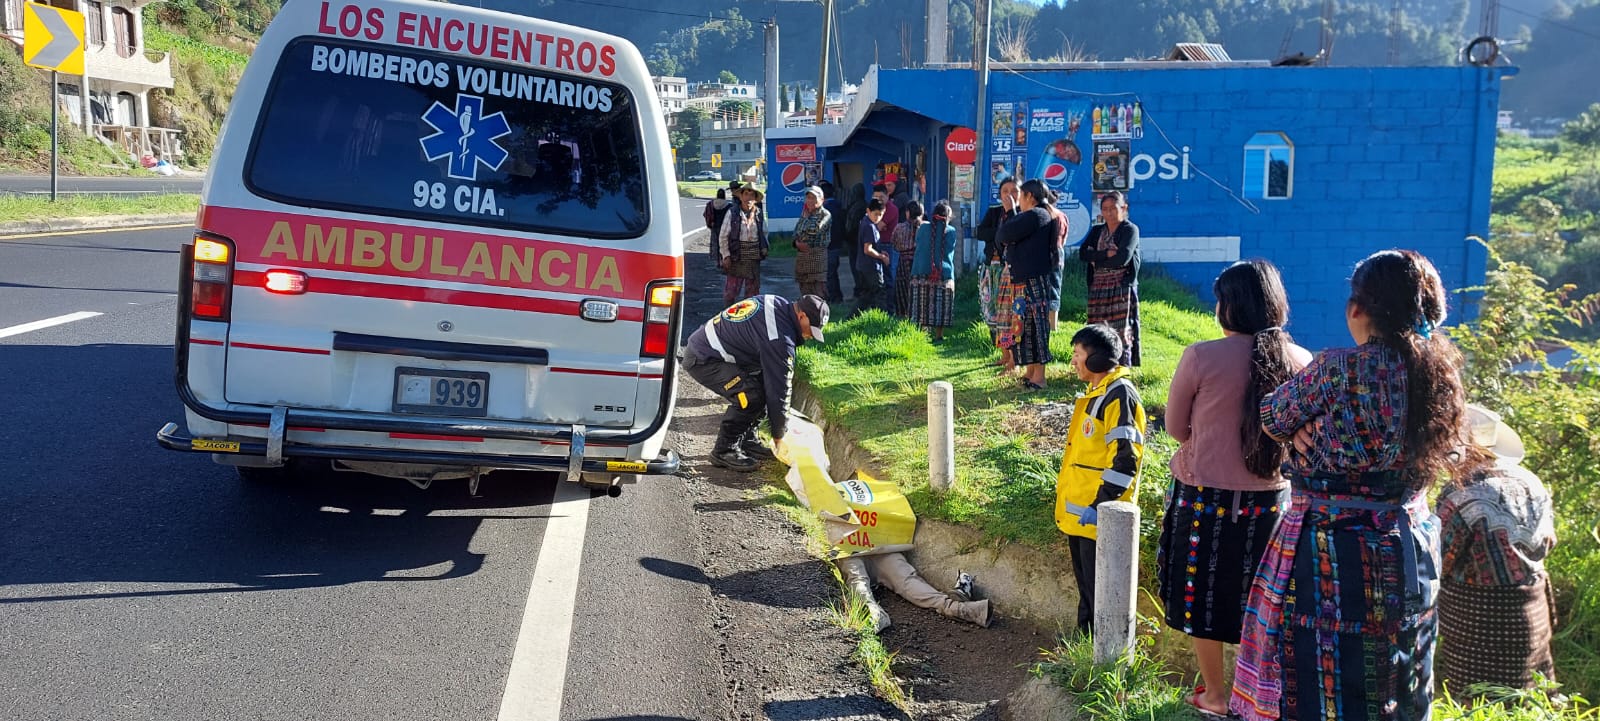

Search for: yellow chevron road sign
xmin=24 ymin=2 xmax=85 ymax=75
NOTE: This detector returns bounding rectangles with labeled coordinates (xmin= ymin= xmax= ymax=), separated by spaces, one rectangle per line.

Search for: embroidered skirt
xmin=1157 ymin=480 xmax=1289 ymax=643
xmin=1231 ymin=486 xmax=1440 ymax=721
xmin=911 ymin=278 xmax=955 ymax=328
xmin=1437 ymin=575 xmax=1557 ymax=692
xmin=895 ymin=252 xmax=916 ymax=319
xmin=1088 ymin=268 xmax=1141 ymax=366
xmin=984 ymin=262 xmax=1016 ymax=347
xmin=1010 ymin=276 xmax=1054 ymax=366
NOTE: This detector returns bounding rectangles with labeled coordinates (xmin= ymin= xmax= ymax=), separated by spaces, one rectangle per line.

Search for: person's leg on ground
xmin=867 ymin=553 xmax=990 ymax=627
xmin=684 ymin=359 xmax=765 ymax=472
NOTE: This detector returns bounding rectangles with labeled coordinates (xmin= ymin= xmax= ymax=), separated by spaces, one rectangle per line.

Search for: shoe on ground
xmin=739 ymin=436 xmax=776 ymax=461
xmin=948 ymin=570 xmax=977 ymax=602
xmin=709 ymin=448 xmax=760 ymax=472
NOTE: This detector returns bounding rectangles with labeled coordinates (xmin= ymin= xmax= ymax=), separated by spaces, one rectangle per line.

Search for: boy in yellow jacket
xmin=1055 ymin=324 xmax=1146 ymax=635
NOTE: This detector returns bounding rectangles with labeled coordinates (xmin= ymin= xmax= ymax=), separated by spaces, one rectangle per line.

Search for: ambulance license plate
xmin=393 ymin=367 xmax=489 ymax=417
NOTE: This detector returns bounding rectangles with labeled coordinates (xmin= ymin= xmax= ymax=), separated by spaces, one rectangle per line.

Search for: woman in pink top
xmin=1157 ymin=259 xmax=1313 ymax=718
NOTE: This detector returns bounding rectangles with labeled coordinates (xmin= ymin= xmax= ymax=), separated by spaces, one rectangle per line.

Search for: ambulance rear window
xmin=246 ymin=38 xmax=649 ymax=239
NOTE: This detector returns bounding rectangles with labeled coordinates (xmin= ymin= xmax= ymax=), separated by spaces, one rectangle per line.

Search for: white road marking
xmin=680 ymin=228 xmax=703 ymax=240
xmin=0 ymin=311 xmax=103 ymax=340
xmin=497 ymin=482 xmax=593 ymax=721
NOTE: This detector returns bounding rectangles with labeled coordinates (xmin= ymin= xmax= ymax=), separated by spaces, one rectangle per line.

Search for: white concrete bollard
xmin=1093 ymin=500 xmax=1140 ymax=664
xmin=928 ymin=381 xmax=955 ymax=493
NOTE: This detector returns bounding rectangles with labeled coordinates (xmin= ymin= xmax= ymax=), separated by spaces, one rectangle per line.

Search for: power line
xmin=1499 ymin=4 xmax=1600 ymax=43
xmin=558 ymin=0 xmax=740 ymax=23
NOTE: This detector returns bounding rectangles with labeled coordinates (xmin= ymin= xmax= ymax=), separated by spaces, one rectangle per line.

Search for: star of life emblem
xmin=419 ymin=94 xmax=511 ymax=181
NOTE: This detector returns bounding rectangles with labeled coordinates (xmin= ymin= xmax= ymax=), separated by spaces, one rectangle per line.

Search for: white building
xmin=1 ymin=0 xmax=181 ymax=159
xmin=651 ymin=75 xmax=687 ymax=125
xmin=691 ymin=81 xmax=761 ymax=100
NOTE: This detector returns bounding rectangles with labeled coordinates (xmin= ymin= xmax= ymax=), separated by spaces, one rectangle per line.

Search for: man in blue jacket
xmin=682 ymin=294 xmax=830 ymax=471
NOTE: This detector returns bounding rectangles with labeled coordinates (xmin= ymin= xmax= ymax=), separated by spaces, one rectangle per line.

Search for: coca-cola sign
xmin=943 ymin=127 xmax=977 ymax=165
xmin=775 ymin=143 xmax=817 ymax=162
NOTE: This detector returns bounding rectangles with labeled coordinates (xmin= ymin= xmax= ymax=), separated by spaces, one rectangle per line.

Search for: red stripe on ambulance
xmin=202 ymin=206 xmax=680 ymax=301
xmin=233 ymin=270 xmax=647 ymax=321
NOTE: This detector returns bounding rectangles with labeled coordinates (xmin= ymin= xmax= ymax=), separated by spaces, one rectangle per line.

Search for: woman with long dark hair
xmin=1232 ymin=249 xmax=1466 ymax=721
xmin=996 ymin=179 xmax=1064 ymax=390
xmin=1158 ymin=260 xmax=1312 ymax=718
xmin=911 ymin=200 xmax=959 ymax=341
xmin=891 ymin=200 xmax=924 ymax=319
xmin=975 ymin=178 xmax=1020 ymax=372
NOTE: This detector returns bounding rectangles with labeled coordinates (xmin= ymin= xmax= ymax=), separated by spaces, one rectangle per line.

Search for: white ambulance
xmin=157 ymin=0 xmax=683 ymax=494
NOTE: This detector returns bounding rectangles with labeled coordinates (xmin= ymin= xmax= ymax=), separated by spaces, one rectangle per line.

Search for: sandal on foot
xmin=1020 ymin=379 xmax=1046 ymax=391
xmin=1186 ymin=687 xmax=1230 ymax=719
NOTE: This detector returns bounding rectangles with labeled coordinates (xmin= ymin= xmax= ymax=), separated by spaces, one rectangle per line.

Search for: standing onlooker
xmin=996 ymin=179 xmax=1064 ymax=391
xmin=793 ymin=186 xmax=832 ymax=299
xmin=1078 ymin=191 xmax=1142 ymax=366
xmin=1435 ymin=404 xmax=1558 ymax=693
xmin=852 ymin=199 xmax=890 ymax=314
xmin=873 ymin=184 xmax=901 ymax=315
xmin=719 ymin=184 xmax=768 ymax=307
xmin=891 ymin=200 xmax=924 ymax=318
xmin=1231 ymin=249 xmax=1465 ymax=721
xmin=843 ymin=183 xmax=869 ymax=299
xmin=822 ymin=181 xmax=847 ymax=303
xmin=1054 ymin=324 xmax=1146 ymax=636
xmin=1158 ymin=259 xmax=1312 ymax=718
xmin=704 ymin=182 xmax=739 ymax=271
xmin=1045 ymin=202 xmax=1070 ymax=331
xmin=911 ymin=200 xmax=958 ymax=342
xmin=975 ymin=179 xmax=1019 ymax=373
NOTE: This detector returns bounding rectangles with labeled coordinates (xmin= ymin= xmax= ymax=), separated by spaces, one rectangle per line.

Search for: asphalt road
xmin=0 ymin=174 xmax=206 ymax=196
xmin=0 ymin=198 xmax=734 ymax=721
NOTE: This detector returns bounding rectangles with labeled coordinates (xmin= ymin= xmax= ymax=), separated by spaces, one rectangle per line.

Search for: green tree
xmin=780 ymin=84 xmax=790 ymax=112
xmin=1562 ymin=103 xmax=1600 ymax=148
xmin=675 ymin=105 xmax=709 ymax=160
xmin=716 ymin=99 xmax=756 ymax=121
xmin=718 ymin=70 xmax=739 ymax=84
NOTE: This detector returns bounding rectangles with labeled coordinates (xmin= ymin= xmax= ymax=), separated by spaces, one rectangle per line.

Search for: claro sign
xmin=944 ymin=127 xmax=977 ymax=165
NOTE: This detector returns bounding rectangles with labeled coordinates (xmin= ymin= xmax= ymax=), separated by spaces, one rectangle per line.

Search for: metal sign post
xmin=24 ymin=1 xmax=87 ymax=203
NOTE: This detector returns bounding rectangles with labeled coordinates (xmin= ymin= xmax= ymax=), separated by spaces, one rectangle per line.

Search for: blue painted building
xmin=765 ymin=61 xmax=1512 ymax=350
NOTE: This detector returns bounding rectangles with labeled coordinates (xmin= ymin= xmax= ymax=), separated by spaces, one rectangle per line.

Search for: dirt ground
xmin=674 ymin=225 xmax=1052 ymax=720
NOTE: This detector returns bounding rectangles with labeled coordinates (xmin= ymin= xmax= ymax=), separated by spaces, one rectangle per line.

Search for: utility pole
xmin=1319 ymin=0 xmax=1334 ymax=65
xmin=1387 ymin=0 xmax=1402 ymax=65
xmin=973 ymin=0 xmax=993 ymax=192
xmin=926 ymin=0 xmax=948 ymax=65
xmin=764 ymin=18 xmax=780 ymax=130
xmin=816 ymin=0 xmax=833 ymax=125
xmin=1480 ymin=0 xmax=1500 ymax=37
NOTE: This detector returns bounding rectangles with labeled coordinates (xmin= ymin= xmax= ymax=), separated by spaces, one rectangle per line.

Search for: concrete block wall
xmin=871 ymin=64 xmax=1506 ymax=350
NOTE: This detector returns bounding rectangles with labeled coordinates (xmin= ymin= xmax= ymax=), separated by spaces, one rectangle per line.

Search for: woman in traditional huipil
xmin=910 ymin=200 xmax=958 ymax=342
xmin=891 ymin=200 xmax=923 ymax=319
xmin=1231 ymin=249 xmax=1465 ymax=721
xmin=1077 ymin=191 xmax=1141 ymax=366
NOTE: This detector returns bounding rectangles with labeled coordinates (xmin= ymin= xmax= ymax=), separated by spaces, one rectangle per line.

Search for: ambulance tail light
xmin=640 ymin=281 xmax=681 ymax=358
xmin=191 ymin=234 xmax=234 ymax=321
xmin=264 ymin=269 xmax=308 ymax=295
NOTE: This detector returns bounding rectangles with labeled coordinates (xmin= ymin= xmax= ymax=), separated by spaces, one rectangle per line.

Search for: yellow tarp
xmin=784 ymin=419 xmax=916 ymax=559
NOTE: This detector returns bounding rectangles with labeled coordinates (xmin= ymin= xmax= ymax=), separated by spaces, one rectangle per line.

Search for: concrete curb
xmin=0 ymin=214 xmax=193 ymax=237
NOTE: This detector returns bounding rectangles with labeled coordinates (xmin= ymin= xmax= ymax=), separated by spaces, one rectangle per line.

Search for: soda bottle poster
xmin=1023 ymin=100 xmax=1092 ymax=238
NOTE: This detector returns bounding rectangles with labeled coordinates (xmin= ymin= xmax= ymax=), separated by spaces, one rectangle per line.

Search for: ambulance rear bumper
xmin=156 ymin=422 xmax=682 ymax=476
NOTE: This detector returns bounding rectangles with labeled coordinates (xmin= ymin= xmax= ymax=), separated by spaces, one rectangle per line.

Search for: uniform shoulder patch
xmin=722 ymin=298 xmax=761 ymax=322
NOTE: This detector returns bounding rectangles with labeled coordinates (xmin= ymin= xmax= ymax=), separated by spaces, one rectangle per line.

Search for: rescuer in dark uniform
xmin=681 ymin=294 xmax=830 ymax=471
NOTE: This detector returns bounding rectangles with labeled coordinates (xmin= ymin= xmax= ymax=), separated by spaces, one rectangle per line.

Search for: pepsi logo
xmin=1042 ymin=162 xmax=1070 ymax=182
xmin=780 ymin=163 xmax=809 ymax=193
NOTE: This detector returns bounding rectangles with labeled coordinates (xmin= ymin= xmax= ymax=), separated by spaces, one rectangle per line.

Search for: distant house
xmin=651 ymin=75 xmax=687 ymax=126
xmin=1 ymin=0 xmax=182 ymax=160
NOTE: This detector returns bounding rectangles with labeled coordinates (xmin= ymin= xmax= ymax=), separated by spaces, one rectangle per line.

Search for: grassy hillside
xmin=0 ymin=43 xmax=136 ymax=174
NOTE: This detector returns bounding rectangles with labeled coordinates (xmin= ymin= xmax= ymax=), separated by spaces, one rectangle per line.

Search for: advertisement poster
xmin=984 ymin=97 xmax=1141 ymax=229
xmin=989 ymin=102 xmax=1014 ymax=154
xmin=1093 ymin=140 xmax=1130 ymax=192
xmin=768 ymin=140 xmax=819 ymax=218
xmin=954 ymin=164 xmax=975 ymax=200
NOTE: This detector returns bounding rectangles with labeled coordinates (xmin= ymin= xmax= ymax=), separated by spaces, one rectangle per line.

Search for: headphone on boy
xmin=1084 ymin=345 xmax=1115 ymax=374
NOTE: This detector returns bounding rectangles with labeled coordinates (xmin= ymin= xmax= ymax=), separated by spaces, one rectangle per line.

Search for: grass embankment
xmin=0 ymin=44 xmax=135 ymax=175
xmin=678 ymin=181 xmax=726 ymax=199
xmin=143 ymin=25 xmax=251 ymax=168
xmin=797 ymin=262 xmax=1211 ymax=550
xmin=0 ymin=194 xmax=199 ymax=223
